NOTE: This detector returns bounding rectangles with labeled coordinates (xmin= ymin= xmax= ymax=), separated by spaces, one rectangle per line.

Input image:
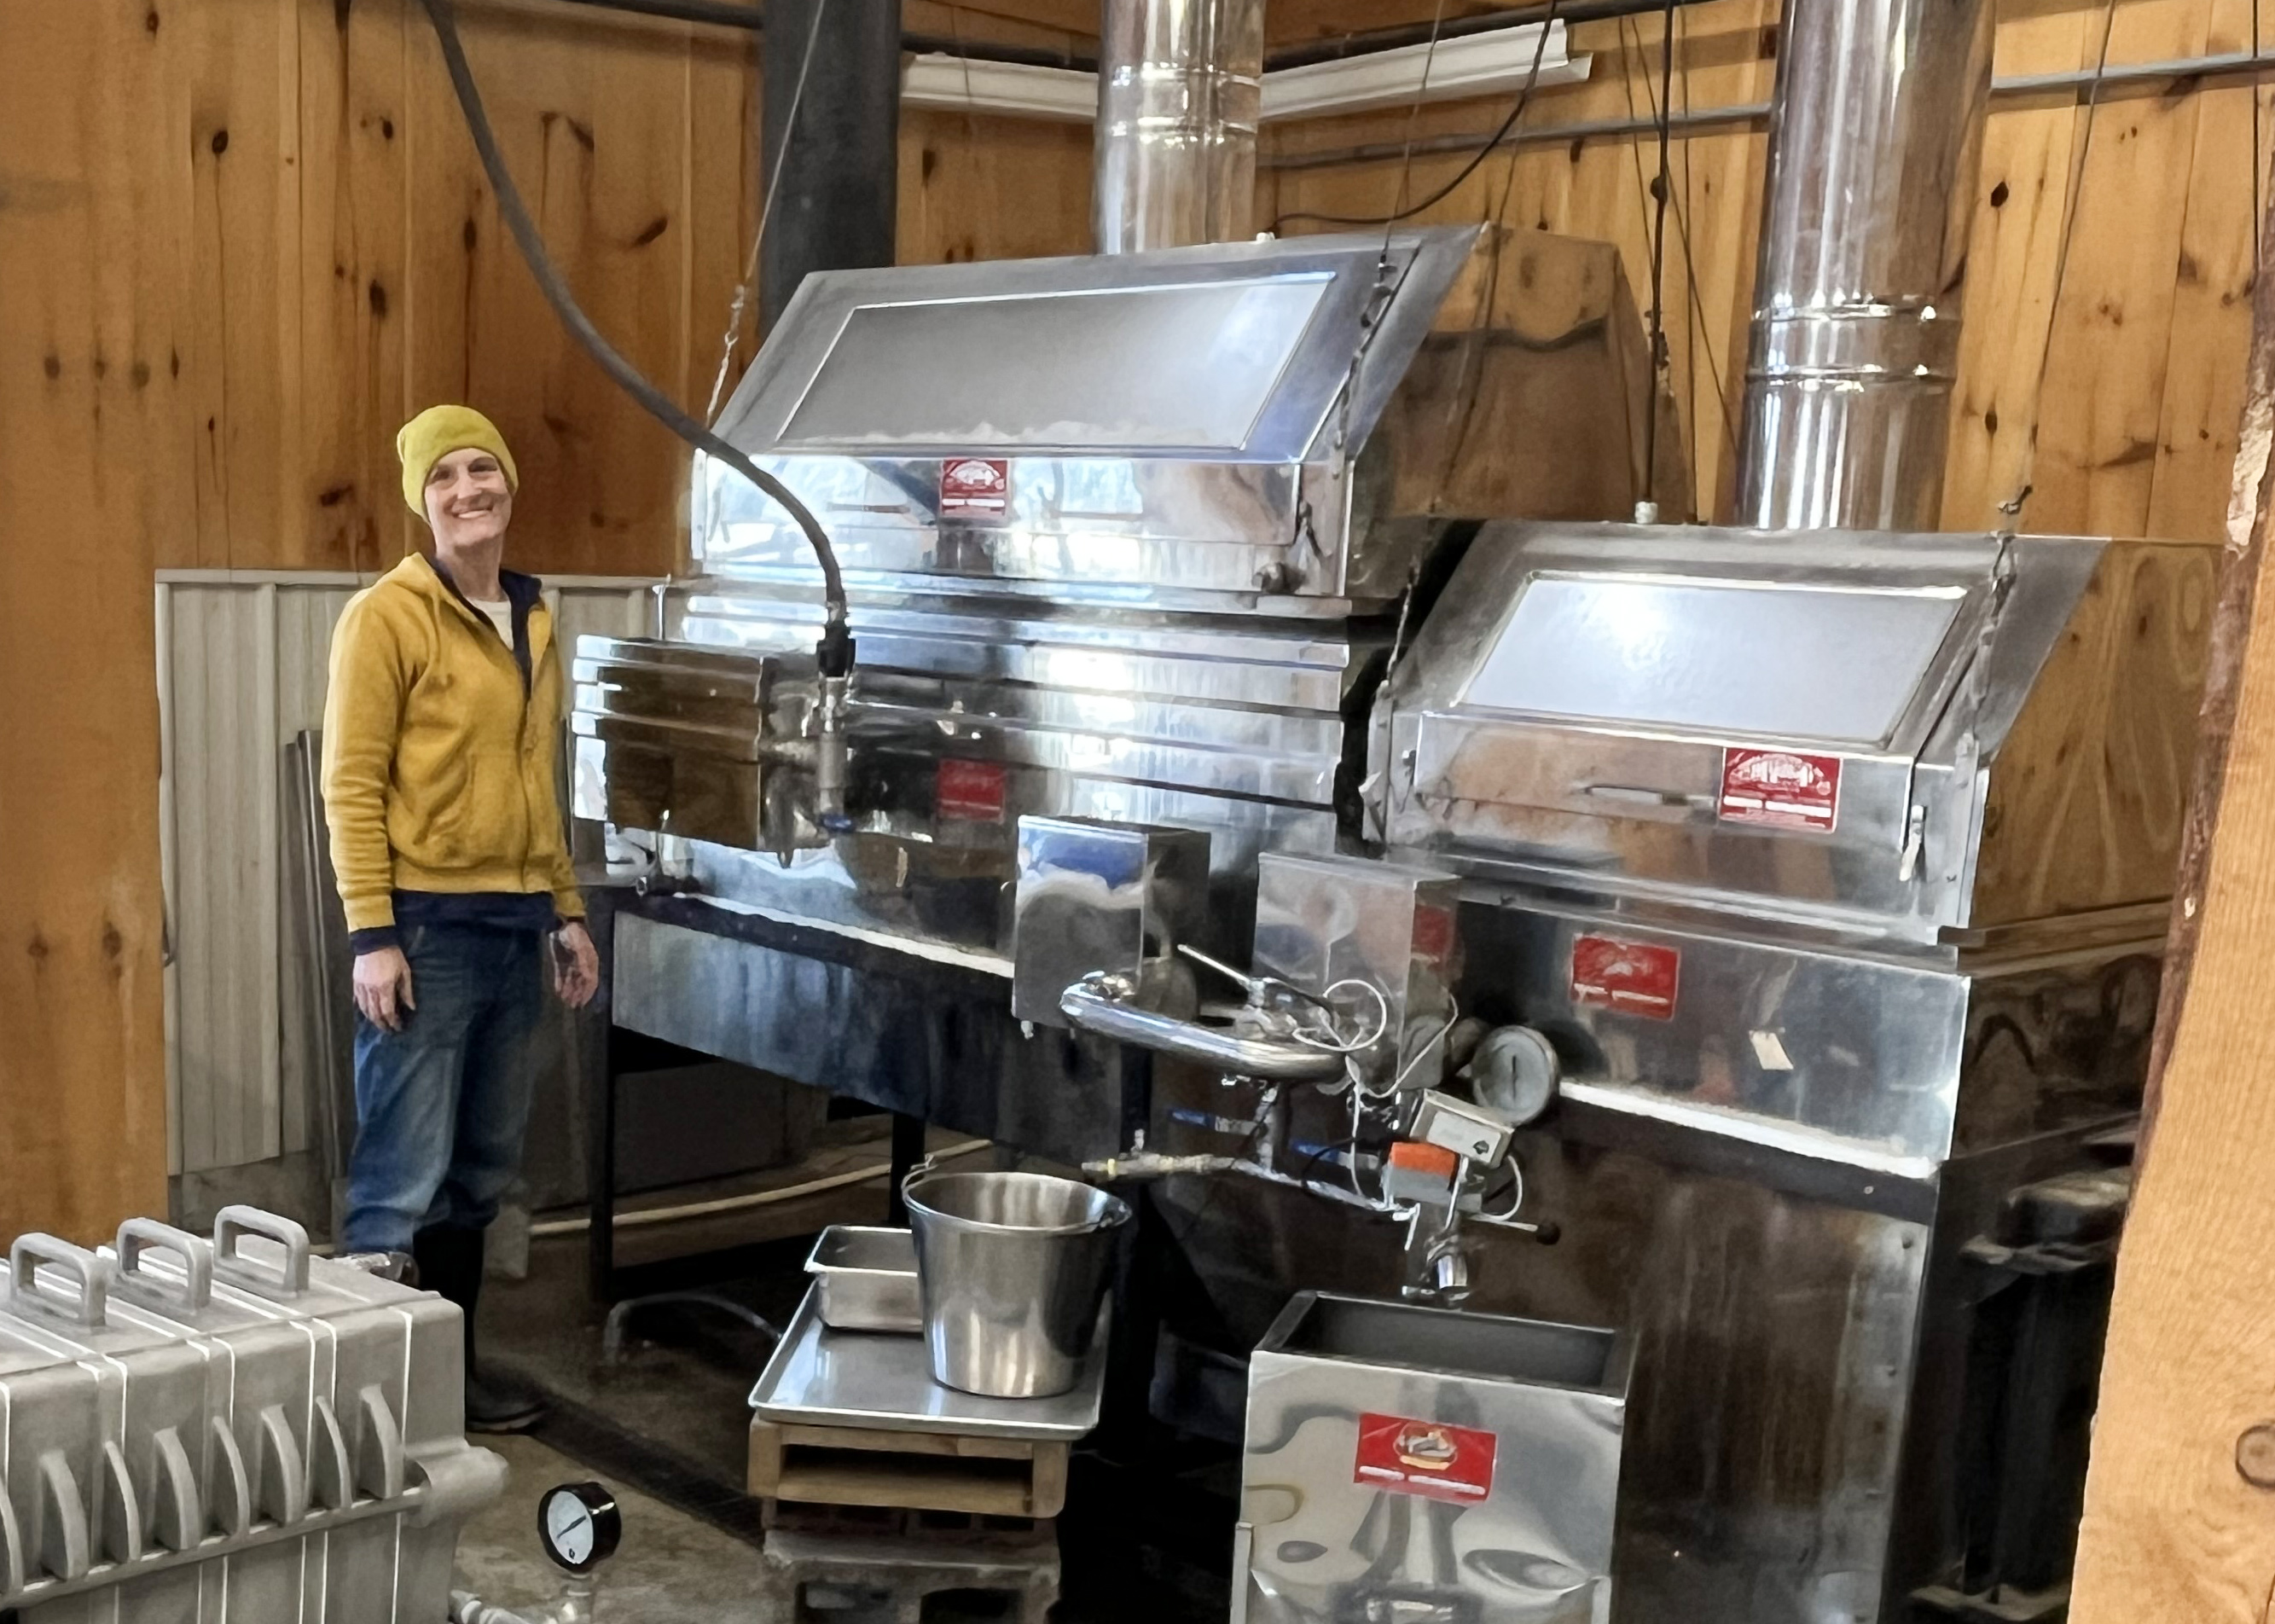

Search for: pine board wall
xmin=0 ymin=0 xmax=2256 ymax=1239
xmin=1268 ymin=0 xmax=2270 ymax=536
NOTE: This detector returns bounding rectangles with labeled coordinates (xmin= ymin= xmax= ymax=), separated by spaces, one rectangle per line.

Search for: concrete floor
xmin=458 ymin=1433 xmax=771 ymax=1621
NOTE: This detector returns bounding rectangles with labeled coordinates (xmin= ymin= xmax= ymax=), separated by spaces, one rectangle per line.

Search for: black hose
xmin=415 ymin=0 xmax=853 ymax=672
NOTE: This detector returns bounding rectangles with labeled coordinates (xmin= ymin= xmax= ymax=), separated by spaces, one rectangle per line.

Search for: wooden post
xmin=2069 ymin=160 xmax=2275 ymax=1623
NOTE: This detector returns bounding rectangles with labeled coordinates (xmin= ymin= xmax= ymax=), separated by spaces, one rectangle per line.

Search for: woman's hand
xmin=353 ymin=947 xmax=416 ymax=1032
xmin=553 ymin=921 xmax=601 ymax=1009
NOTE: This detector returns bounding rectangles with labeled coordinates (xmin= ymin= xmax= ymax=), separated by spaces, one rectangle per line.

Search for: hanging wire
xmin=1636 ymin=0 xmax=1677 ymax=519
xmin=1272 ymin=4 xmax=1560 ymax=233
xmin=2256 ymin=0 xmax=2266 ymax=274
xmin=1386 ymin=0 xmax=1452 ymax=241
xmin=1617 ymin=9 xmax=1742 ymax=514
xmin=1290 ymin=978 xmax=1395 ymax=1058
xmin=701 ymin=0 xmax=828 ymax=424
xmin=1316 ymin=4 xmax=1449 ymax=463
xmin=1424 ymin=3 xmax=1569 ymax=501
xmin=1356 ymin=995 xmax=1462 ymax=1101
xmin=2000 ymin=0 xmax=2121 ymax=530
xmin=947 ymin=6 xmax=987 ymax=154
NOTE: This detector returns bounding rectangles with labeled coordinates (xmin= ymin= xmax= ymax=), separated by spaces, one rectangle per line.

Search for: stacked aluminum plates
xmin=0 ymin=1204 xmax=504 ymax=1621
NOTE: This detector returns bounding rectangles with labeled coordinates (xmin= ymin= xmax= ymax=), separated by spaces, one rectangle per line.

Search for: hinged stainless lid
xmin=1372 ymin=522 xmax=2202 ymax=943
xmin=714 ymin=227 xmax=1482 ymax=465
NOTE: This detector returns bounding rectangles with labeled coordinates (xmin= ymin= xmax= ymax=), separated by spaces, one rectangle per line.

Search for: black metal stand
xmin=587 ymin=1016 xmax=622 ymax=1302
xmin=886 ymin=1112 xmax=928 ymax=1224
xmin=1100 ymin=1051 xmax=1160 ymax=1456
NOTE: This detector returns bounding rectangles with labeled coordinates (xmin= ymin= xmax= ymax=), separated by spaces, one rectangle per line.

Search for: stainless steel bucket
xmin=903 ymin=1168 xmax=1130 ymax=1398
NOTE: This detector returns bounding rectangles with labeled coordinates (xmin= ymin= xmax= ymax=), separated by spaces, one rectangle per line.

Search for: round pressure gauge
xmin=537 ymin=1481 xmax=621 ymax=1575
xmin=1468 ymin=1025 xmax=1561 ymax=1127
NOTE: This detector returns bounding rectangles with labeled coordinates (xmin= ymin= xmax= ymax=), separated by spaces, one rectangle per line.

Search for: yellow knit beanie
xmin=397 ymin=404 xmax=519 ymax=518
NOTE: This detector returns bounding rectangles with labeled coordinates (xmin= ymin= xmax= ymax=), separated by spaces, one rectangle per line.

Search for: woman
xmin=322 ymin=404 xmax=601 ymax=1431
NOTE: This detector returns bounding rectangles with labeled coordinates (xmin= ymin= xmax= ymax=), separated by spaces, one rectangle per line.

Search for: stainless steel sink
xmin=1239 ymin=1293 xmax=1629 ymax=1624
xmin=1261 ymin=1293 xmax=1622 ymax=1392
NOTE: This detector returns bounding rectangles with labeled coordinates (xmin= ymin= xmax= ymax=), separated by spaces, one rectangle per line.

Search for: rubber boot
xmin=411 ymin=1224 xmax=545 ymax=1434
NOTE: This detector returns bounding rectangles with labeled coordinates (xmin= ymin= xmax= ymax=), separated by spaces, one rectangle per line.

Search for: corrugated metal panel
xmin=275 ymin=582 xmax=361 ymax=1162
xmin=546 ymin=582 xmax=658 ymax=649
xmin=160 ymin=581 xmax=282 ymax=1174
xmin=158 ymin=570 xmax=656 ymax=1174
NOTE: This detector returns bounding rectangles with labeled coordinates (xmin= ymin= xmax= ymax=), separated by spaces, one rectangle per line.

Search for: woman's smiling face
xmin=422 ymin=445 xmax=514 ymax=549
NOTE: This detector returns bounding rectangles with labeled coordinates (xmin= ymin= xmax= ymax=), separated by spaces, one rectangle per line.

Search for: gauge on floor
xmin=537 ymin=1481 xmax=621 ymax=1575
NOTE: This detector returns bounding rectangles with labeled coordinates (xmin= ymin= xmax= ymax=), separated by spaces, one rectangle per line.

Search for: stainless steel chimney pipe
xmin=1736 ymin=0 xmax=1995 ymax=530
xmin=1094 ymin=0 xmax=1266 ymax=253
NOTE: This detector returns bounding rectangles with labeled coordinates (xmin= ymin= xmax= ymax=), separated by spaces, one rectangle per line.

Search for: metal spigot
xmin=1401 ymin=1198 xmax=1472 ymax=1306
xmin=803 ymin=608 xmax=856 ymax=837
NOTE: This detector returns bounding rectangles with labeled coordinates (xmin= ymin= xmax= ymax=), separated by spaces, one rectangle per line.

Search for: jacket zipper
xmin=438 ymin=580 xmax=542 ymax=889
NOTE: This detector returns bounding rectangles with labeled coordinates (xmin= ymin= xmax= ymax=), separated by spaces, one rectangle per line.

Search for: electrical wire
xmin=703 ymin=0 xmax=828 ymax=424
xmin=1357 ymin=995 xmax=1460 ymax=1102
xmin=1423 ymin=56 xmax=1543 ymax=512
xmin=2000 ymin=0 xmax=2121 ymax=530
xmin=1663 ymin=7 xmax=1740 ymax=490
xmin=1155 ymin=1087 xmax=1280 ymax=1257
xmin=1480 ymin=1156 xmax=1527 ymax=1226
xmin=1290 ymin=1134 xmax=1382 ymax=1204
xmin=1637 ymin=0 xmax=1676 ymax=517
xmin=1291 ymin=977 xmax=1393 ymax=1055
xmin=1314 ymin=5 xmax=1449 ymax=472
xmin=415 ymin=0 xmax=852 ymax=663
xmin=1616 ymin=9 xmax=1739 ymax=514
xmin=1389 ymin=0 xmax=1450 ymax=235
xmin=1271 ymin=6 xmax=1562 ymax=233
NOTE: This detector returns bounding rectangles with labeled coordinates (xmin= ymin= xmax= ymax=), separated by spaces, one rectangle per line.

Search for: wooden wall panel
xmin=0 ymin=0 xmax=178 ymax=1243
xmin=1268 ymin=1 xmax=1511 ymax=46
xmin=1268 ymin=0 xmax=2266 ymax=539
xmin=183 ymin=0 xmax=301 ymax=570
xmin=394 ymin=1 xmax=757 ymax=577
xmin=2028 ymin=0 xmax=2214 ymax=537
xmin=296 ymin=0 xmax=412 ymax=574
xmin=1261 ymin=0 xmax=1780 ymax=521
xmin=2146 ymin=0 xmax=2270 ymax=538
xmin=144 ymin=0 xmax=769 ymax=581
xmin=685 ymin=31 xmax=759 ymax=418
xmin=905 ymin=0 xmax=1094 ymax=55
xmin=1944 ymin=3 xmax=2094 ymax=531
xmin=142 ymin=0 xmax=1099 ymax=585
xmin=443 ymin=9 xmax=701 ymax=572
xmin=900 ymin=107 xmax=1095 ymax=264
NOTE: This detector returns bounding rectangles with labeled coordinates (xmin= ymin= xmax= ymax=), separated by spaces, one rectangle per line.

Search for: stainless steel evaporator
xmin=568 ymin=1 xmax=2212 ymax=1616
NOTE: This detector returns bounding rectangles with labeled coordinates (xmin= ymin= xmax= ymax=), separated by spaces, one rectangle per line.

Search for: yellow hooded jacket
xmin=321 ymin=554 xmax=583 ymax=942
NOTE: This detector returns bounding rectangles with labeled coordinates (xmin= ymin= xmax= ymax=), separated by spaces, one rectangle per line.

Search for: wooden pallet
xmin=748 ymin=1416 xmax=1071 ymax=1520
xmin=763 ymin=1498 xmax=1054 ymax=1543
xmin=757 ymin=1523 xmax=1059 ymax=1624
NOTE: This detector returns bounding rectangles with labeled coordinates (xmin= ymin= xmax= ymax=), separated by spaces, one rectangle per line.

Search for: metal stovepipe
xmin=1736 ymin=0 xmax=1996 ymax=531
xmin=1094 ymin=0 xmax=1267 ymax=253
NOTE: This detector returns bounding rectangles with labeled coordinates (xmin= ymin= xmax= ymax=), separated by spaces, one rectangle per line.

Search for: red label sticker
xmin=940 ymin=457 xmax=1011 ymax=520
xmin=937 ymin=758 xmax=1008 ymax=823
xmin=1355 ymin=1412 xmax=1498 ymax=1504
xmin=1570 ymin=935 xmax=1680 ymax=1022
xmin=1718 ymin=747 xmax=1843 ymax=833
xmin=1411 ymin=902 xmax=1456 ymax=969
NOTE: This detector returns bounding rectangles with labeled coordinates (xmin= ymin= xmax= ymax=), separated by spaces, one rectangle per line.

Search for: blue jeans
xmin=343 ymin=923 xmax=546 ymax=1253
